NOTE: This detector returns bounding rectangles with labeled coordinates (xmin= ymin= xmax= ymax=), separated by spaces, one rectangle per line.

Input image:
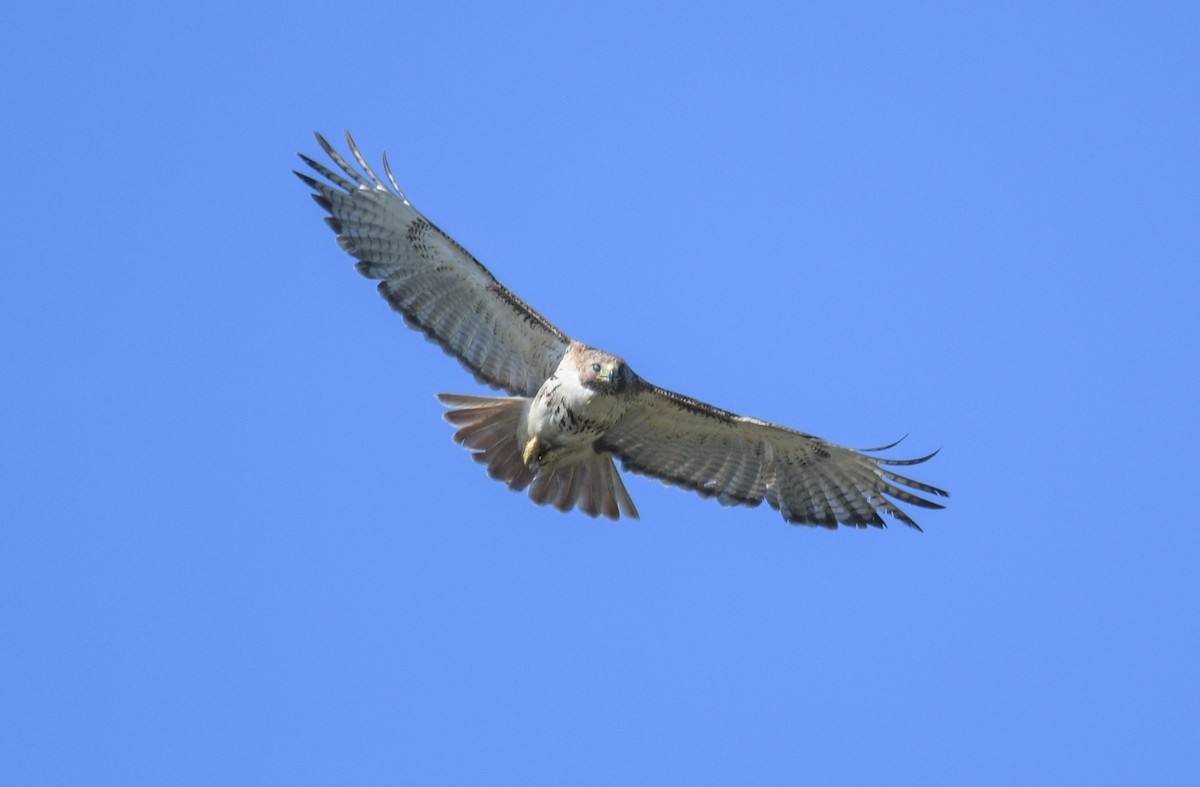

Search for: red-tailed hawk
xmin=297 ymin=132 xmax=948 ymax=529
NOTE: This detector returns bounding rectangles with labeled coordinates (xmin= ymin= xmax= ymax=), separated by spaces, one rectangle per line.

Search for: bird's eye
xmin=592 ymin=363 xmax=601 ymax=372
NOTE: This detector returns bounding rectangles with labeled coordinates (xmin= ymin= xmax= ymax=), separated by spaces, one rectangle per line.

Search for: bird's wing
xmin=600 ymin=382 xmax=948 ymax=529
xmin=296 ymin=132 xmax=571 ymax=396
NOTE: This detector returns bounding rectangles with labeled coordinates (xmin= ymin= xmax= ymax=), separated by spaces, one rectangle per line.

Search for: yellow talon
xmin=522 ymin=436 xmax=543 ymax=466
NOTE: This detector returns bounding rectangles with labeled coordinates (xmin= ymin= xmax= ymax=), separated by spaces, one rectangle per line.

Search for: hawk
xmin=297 ymin=132 xmax=948 ymax=529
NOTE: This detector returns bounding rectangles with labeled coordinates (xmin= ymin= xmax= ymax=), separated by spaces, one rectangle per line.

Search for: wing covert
xmin=296 ymin=132 xmax=571 ymax=396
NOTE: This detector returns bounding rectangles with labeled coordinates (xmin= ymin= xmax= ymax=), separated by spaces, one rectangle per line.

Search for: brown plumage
xmin=297 ymin=132 xmax=949 ymax=529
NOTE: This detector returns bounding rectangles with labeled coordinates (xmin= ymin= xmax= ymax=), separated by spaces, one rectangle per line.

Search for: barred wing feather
xmin=601 ymin=384 xmax=948 ymax=529
xmin=295 ymin=132 xmax=571 ymax=397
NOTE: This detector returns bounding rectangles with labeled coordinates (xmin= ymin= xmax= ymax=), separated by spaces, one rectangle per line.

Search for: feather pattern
xmin=599 ymin=382 xmax=947 ymax=530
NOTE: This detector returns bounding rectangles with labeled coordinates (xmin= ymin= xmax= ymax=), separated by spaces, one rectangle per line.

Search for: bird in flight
xmin=296 ymin=132 xmax=948 ymax=529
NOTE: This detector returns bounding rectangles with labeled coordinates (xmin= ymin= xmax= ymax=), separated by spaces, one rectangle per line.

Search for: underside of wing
xmin=296 ymin=132 xmax=571 ymax=397
xmin=600 ymin=382 xmax=949 ymax=529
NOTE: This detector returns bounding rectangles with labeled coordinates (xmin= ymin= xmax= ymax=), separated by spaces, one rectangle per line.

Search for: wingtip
xmin=860 ymin=434 xmax=908 ymax=452
xmin=293 ymin=169 xmax=319 ymax=188
xmin=382 ymin=149 xmax=405 ymax=197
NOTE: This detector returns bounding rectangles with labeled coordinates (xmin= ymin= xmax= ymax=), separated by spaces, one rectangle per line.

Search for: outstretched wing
xmin=296 ymin=132 xmax=571 ymax=397
xmin=600 ymin=382 xmax=949 ymax=529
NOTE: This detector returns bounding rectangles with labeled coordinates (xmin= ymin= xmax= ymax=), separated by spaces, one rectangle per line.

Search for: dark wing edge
xmin=295 ymin=131 xmax=571 ymax=397
xmin=600 ymin=381 xmax=949 ymax=530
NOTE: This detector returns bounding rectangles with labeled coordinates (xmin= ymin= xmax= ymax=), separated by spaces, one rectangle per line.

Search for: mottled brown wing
xmin=600 ymin=382 xmax=948 ymax=529
xmin=296 ymin=132 xmax=571 ymax=397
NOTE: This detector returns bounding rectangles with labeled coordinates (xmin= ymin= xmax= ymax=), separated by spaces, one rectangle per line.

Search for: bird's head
xmin=578 ymin=348 xmax=632 ymax=393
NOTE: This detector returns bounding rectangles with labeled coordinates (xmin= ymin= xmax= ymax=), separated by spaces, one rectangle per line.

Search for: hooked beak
xmin=598 ymin=361 xmax=619 ymax=383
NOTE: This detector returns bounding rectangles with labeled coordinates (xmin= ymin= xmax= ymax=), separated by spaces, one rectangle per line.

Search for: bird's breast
xmin=529 ymin=378 xmax=625 ymax=451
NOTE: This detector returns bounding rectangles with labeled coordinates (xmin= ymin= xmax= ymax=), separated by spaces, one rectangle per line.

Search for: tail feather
xmin=526 ymin=451 xmax=639 ymax=520
xmin=438 ymin=393 xmax=639 ymax=521
xmin=595 ymin=456 xmax=639 ymax=519
xmin=439 ymin=393 xmax=536 ymax=491
xmin=587 ymin=463 xmax=613 ymax=519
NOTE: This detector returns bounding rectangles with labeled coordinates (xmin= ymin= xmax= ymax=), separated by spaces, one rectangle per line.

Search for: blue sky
xmin=3 ymin=1 xmax=1197 ymax=783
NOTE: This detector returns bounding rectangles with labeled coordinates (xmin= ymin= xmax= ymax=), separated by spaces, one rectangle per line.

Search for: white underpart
xmin=523 ymin=352 xmax=625 ymax=468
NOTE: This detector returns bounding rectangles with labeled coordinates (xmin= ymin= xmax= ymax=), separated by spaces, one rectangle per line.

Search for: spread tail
xmin=438 ymin=393 xmax=639 ymax=521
